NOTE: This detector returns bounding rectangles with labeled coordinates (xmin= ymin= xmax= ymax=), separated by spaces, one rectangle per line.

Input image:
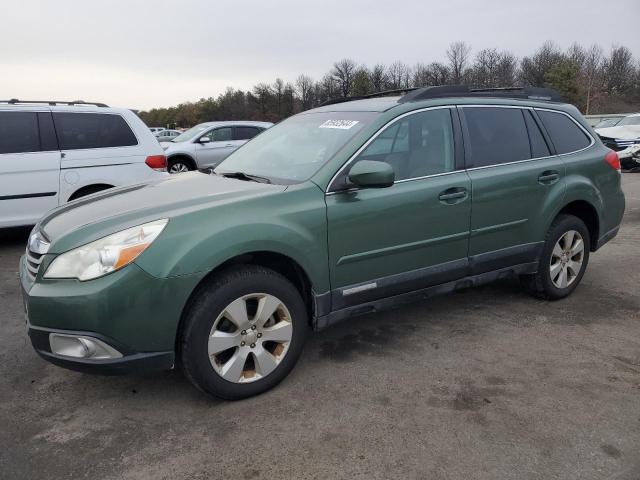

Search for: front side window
xmin=207 ymin=127 xmax=232 ymax=142
xmin=357 ymin=108 xmax=455 ymax=180
xmin=216 ymin=112 xmax=377 ymax=184
xmin=463 ymin=107 xmax=531 ymax=167
xmin=537 ymin=110 xmax=591 ymax=154
xmin=0 ymin=112 xmax=40 ymax=154
xmin=53 ymin=113 xmax=137 ymax=150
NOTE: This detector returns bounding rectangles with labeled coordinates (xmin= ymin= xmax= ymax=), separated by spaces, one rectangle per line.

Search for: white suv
xmin=0 ymin=100 xmax=168 ymax=228
xmin=162 ymin=121 xmax=272 ymax=173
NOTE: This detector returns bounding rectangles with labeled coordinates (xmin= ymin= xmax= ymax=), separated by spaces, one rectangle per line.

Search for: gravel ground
xmin=1 ymin=174 xmax=639 ymax=480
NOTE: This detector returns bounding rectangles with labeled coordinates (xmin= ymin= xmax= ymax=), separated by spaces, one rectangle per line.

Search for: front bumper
xmin=20 ymin=255 xmax=204 ymax=374
xmin=28 ymin=325 xmax=174 ymax=374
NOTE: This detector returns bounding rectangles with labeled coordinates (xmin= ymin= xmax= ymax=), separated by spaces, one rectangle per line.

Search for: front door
xmin=0 ymin=111 xmax=60 ymax=227
xmin=326 ymin=107 xmax=471 ymax=310
xmin=460 ymin=106 xmax=566 ymax=274
xmin=195 ymin=127 xmax=237 ymax=168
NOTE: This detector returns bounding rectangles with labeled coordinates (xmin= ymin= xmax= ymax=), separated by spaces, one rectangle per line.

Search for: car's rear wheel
xmin=168 ymin=157 xmax=194 ymax=174
xmin=520 ymin=214 xmax=590 ymax=299
xmin=180 ymin=266 xmax=309 ymax=400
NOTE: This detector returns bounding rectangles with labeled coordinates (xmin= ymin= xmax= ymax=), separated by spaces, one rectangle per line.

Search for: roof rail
xmin=398 ymin=86 xmax=565 ymax=103
xmin=0 ymin=99 xmax=109 ymax=107
xmin=320 ymin=87 xmax=418 ymax=107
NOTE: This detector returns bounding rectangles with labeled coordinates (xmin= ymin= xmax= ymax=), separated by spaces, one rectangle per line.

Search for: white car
xmin=595 ymin=113 xmax=640 ymax=169
xmin=161 ymin=121 xmax=272 ymax=173
xmin=155 ymin=129 xmax=181 ymax=142
xmin=0 ymin=100 xmax=168 ymax=228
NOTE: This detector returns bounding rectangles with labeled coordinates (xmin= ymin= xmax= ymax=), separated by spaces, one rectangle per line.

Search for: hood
xmin=595 ymin=125 xmax=640 ymax=140
xmin=39 ymin=172 xmax=285 ymax=253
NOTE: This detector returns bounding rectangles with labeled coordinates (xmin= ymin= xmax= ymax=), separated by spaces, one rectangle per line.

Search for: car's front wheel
xmin=521 ymin=214 xmax=590 ymax=299
xmin=168 ymin=157 xmax=194 ymax=174
xmin=180 ymin=266 xmax=309 ymax=400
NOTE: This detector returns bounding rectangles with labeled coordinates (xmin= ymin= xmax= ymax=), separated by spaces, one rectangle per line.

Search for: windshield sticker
xmin=319 ymin=120 xmax=359 ymax=130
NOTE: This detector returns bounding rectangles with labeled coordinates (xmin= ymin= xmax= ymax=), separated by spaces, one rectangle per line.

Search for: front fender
xmin=135 ymin=184 xmax=330 ymax=293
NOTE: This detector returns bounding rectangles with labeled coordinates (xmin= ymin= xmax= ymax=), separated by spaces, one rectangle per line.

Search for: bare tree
xmin=580 ymin=45 xmax=605 ymax=114
xmin=272 ymin=78 xmax=285 ymax=115
xmin=386 ymin=61 xmax=411 ymax=89
xmin=604 ymin=45 xmax=635 ymax=95
xmin=447 ymin=41 xmax=471 ymax=84
xmin=370 ymin=64 xmax=387 ymax=92
xmin=295 ymin=74 xmax=314 ymax=110
xmin=520 ymin=41 xmax=564 ymax=86
xmin=332 ymin=58 xmax=357 ymax=97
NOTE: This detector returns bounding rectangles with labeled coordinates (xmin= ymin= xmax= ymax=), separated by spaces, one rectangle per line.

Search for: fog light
xmin=49 ymin=334 xmax=123 ymax=359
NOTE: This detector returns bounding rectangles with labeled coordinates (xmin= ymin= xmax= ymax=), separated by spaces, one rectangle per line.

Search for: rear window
xmin=234 ymin=126 xmax=261 ymax=141
xmin=463 ymin=107 xmax=530 ymax=167
xmin=537 ymin=110 xmax=591 ymax=154
xmin=0 ymin=112 xmax=40 ymax=154
xmin=53 ymin=113 xmax=138 ymax=150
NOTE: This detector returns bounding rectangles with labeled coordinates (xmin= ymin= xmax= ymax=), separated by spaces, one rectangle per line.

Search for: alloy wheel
xmin=549 ymin=230 xmax=584 ymax=289
xmin=169 ymin=162 xmax=190 ymax=174
xmin=207 ymin=293 xmax=293 ymax=383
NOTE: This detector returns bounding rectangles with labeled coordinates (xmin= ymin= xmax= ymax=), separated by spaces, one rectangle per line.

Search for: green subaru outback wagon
xmin=21 ymin=86 xmax=625 ymax=399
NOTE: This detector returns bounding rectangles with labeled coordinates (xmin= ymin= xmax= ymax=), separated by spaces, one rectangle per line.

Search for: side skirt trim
xmin=314 ymin=262 xmax=538 ymax=331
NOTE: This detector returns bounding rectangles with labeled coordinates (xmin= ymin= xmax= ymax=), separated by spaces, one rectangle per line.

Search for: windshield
xmin=215 ymin=112 xmax=377 ymax=183
xmin=171 ymin=124 xmax=211 ymax=143
xmin=618 ymin=116 xmax=640 ymax=127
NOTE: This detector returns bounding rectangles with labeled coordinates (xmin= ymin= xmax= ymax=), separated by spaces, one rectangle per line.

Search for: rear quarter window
xmin=537 ymin=110 xmax=591 ymax=154
xmin=53 ymin=112 xmax=138 ymax=150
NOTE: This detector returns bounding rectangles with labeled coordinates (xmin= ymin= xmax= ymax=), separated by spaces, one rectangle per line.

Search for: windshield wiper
xmin=219 ymin=171 xmax=271 ymax=184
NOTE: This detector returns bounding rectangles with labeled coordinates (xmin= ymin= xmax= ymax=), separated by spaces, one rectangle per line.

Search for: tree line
xmin=139 ymin=41 xmax=640 ymax=128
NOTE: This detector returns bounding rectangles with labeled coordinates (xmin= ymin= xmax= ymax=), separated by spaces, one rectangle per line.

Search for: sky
xmin=2 ymin=0 xmax=639 ymax=111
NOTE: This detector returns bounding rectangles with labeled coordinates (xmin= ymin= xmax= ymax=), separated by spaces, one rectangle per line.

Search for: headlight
xmin=44 ymin=219 xmax=168 ymax=281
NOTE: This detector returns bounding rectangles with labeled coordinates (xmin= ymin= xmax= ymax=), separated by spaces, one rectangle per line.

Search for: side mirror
xmin=199 ymin=136 xmax=211 ymax=144
xmin=347 ymin=160 xmax=395 ymax=188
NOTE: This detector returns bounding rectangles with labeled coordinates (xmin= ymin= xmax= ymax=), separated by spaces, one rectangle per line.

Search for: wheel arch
xmin=68 ymin=183 xmax=114 ymax=201
xmin=167 ymin=154 xmax=197 ymax=170
xmin=175 ymin=250 xmax=318 ymax=356
xmin=552 ymin=199 xmax=600 ymax=251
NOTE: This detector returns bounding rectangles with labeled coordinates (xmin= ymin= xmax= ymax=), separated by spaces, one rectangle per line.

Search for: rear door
xmin=0 ymin=110 xmax=60 ymax=227
xmin=461 ymin=105 xmax=565 ymax=274
xmin=195 ymin=127 xmax=235 ymax=168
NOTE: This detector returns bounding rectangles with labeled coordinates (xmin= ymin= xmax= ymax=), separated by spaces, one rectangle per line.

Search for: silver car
xmin=155 ymin=129 xmax=181 ymax=143
xmin=161 ymin=121 xmax=273 ymax=173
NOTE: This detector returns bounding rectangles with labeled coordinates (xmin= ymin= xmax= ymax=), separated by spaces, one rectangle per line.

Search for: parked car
xmin=595 ymin=113 xmax=640 ymax=169
xmin=161 ymin=121 xmax=272 ymax=173
xmin=21 ymin=86 xmax=625 ymax=400
xmin=594 ymin=118 xmax=621 ymax=129
xmin=0 ymin=100 xmax=167 ymax=228
xmin=155 ymin=129 xmax=181 ymax=142
xmin=149 ymin=127 xmax=166 ymax=133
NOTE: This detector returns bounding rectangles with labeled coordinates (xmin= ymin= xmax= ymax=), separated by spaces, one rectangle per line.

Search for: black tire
xmin=180 ymin=265 xmax=309 ymax=400
xmin=520 ymin=214 xmax=590 ymax=300
xmin=168 ymin=157 xmax=194 ymax=174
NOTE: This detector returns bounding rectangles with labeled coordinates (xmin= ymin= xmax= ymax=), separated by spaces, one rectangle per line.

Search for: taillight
xmin=145 ymin=155 xmax=167 ymax=172
xmin=604 ymin=150 xmax=621 ymax=172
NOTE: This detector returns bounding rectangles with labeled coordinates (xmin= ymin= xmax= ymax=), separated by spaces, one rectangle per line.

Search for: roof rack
xmin=0 ymin=99 xmax=109 ymax=107
xmin=398 ymin=86 xmax=565 ymax=103
xmin=320 ymin=87 xmax=418 ymax=107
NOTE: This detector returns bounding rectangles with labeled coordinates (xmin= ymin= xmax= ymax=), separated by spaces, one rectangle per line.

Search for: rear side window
xmin=53 ymin=113 xmax=137 ymax=150
xmin=0 ymin=112 xmax=40 ymax=154
xmin=234 ymin=127 xmax=261 ymax=140
xmin=523 ymin=110 xmax=550 ymax=158
xmin=463 ymin=107 xmax=530 ymax=167
xmin=537 ymin=110 xmax=591 ymax=154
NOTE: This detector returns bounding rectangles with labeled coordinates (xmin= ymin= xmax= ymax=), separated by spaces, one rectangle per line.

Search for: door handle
xmin=538 ymin=170 xmax=560 ymax=185
xmin=224 ymin=143 xmax=234 ymax=147
xmin=438 ymin=188 xmax=467 ymax=204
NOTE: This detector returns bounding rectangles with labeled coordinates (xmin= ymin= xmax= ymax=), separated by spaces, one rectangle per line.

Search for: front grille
xmin=25 ymin=248 xmax=44 ymax=280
